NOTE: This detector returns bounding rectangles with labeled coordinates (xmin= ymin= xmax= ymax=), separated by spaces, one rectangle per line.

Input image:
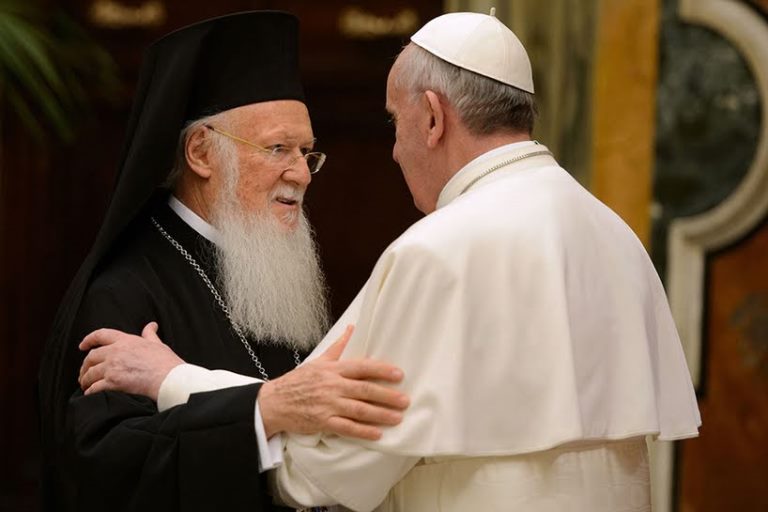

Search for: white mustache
xmin=272 ymin=187 xmax=304 ymax=203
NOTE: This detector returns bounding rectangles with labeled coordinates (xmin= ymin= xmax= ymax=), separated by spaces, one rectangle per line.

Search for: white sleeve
xmin=157 ymin=363 xmax=261 ymax=411
xmin=156 ymin=364 xmax=283 ymax=471
xmin=268 ymin=263 xmax=422 ymax=511
xmin=255 ymin=400 xmax=284 ymax=472
xmin=271 ymin=434 xmax=419 ymax=512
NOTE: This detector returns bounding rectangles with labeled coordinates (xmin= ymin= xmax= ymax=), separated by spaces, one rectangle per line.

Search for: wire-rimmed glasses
xmin=204 ymin=124 xmax=326 ymax=174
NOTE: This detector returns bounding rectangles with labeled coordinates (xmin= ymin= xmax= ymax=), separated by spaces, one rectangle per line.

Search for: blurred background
xmin=0 ymin=0 xmax=765 ymax=510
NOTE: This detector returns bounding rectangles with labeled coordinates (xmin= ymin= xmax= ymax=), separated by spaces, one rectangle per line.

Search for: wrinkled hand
xmin=259 ymin=326 xmax=409 ymax=441
xmin=78 ymin=322 xmax=185 ymax=401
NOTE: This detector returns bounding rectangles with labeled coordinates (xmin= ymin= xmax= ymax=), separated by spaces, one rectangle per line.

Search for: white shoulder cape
xmin=305 ymin=145 xmax=700 ymax=457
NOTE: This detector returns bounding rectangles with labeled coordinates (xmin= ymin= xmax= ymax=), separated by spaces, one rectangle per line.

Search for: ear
xmin=424 ymin=90 xmax=445 ymax=149
xmin=185 ymin=126 xmax=215 ymax=179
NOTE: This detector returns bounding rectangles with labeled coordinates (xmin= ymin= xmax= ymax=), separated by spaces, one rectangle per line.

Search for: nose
xmin=283 ymin=155 xmax=312 ymax=188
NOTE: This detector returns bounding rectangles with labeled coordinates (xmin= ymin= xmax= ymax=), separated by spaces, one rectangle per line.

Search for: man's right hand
xmin=259 ymin=326 xmax=409 ymax=441
xmin=79 ymin=322 xmax=184 ymax=401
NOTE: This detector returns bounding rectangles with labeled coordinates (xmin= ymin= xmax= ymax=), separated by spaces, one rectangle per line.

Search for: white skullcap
xmin=410 ymin=11 xmax=534 ymax=93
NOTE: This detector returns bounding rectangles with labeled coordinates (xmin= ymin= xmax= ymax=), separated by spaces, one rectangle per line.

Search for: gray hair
xmin=394 ymin=44 xmax=537 ymax=135
xmin=163 ymin=110 xmax=236 ymax=189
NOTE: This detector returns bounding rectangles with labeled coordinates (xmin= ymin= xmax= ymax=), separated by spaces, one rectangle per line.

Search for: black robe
xmin=61 ymin=202 xmax=298 ymax=511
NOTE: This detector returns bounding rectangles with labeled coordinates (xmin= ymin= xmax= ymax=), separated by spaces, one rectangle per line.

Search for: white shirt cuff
xmin=255 ymin=400 xmax=284 ymax=472
xmin=157 ymin=363 xmax=261 ymax=412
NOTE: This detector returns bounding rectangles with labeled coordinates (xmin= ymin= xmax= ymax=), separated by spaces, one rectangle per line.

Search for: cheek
xmin=234 ymin=173 xmax=274 ymax=211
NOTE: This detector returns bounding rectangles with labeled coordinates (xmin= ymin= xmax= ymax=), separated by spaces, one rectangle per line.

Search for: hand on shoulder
xmin=78 ymin=322 xmax=185 ymax=401
xmin=259 ymin=326 xmax=409 ymax=440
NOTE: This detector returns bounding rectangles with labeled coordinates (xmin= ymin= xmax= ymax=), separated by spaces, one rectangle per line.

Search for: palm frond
xmin=0 ymin=0 xmax=119 ymax=143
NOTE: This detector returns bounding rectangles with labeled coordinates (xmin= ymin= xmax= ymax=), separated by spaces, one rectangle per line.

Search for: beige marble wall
xmin=590 ymin=0 xmax=660 ymax=246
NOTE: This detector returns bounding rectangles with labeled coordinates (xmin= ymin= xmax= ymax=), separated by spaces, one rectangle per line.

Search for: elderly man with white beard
xmin=38 ymin=12 xmax=408 ymax=512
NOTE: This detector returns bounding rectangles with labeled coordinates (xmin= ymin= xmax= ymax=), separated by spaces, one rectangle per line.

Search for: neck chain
xmin=151 ymin=217 xmax=302 ymax=380
xmin=459 ymin=149 xmax=553 ymax=195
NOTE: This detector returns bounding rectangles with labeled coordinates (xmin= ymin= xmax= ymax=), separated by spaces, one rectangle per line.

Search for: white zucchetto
xmin=410 ymin=11 xmax=535 ymax=93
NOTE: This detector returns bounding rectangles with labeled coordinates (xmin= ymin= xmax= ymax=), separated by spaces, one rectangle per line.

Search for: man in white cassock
xmin=79 ymin=11 xmax=701 ymax=512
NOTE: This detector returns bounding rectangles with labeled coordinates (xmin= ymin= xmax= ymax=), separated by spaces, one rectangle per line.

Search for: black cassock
xmin=63 ymin=202 xmax=299 ymax=512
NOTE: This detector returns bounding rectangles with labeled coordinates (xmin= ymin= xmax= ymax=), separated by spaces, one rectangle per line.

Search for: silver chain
xmin=151 ymin=217 xmax=302 ymax=380
xmin=459 ymin=149 xmax=553 ymax=195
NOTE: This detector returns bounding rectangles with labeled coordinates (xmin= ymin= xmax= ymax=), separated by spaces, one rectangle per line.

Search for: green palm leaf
xmin=0 ymin=0 xmax=118 ymax=143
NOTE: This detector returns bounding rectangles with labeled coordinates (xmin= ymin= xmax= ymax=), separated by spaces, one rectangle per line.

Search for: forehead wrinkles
xmin=250 ymin=122 xmax=315 ymax=145
xmin=232 ymin=100 xmax=313 ymax=141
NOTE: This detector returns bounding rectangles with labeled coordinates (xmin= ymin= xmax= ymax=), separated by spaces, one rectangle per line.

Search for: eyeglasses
xmin=204 ymin=124 xmax=327 ymax=174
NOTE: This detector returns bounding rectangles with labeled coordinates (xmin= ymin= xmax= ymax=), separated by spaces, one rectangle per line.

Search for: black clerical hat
xmin=39 ymin=11 xmax=305 ymax=493
xmin=187 ymin=12 xmax=305 ymax=118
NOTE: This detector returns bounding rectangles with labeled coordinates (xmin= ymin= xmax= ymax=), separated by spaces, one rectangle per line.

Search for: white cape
xmin=305 ymin=144 xmax=699 ymax=457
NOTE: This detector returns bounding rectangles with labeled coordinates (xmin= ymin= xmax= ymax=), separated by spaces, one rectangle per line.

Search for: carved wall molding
xmin=88 ymin=0 xmax=167 ymax=29
xmin=668 ymin=0 xmax=768 ymax=383
xmin=656 ymin=1 xmax=768 ymax=511
xmin=338 ymin=7 xmax=420 ymax=40
xmin=669 ymin=0 xmax=768 ymax=386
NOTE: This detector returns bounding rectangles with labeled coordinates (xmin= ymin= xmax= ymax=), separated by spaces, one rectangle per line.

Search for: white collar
xmin=463 ymin=140 xmax=537 ymax=169
xmin=168 ymin=196 xmax=221 ymax=245
xmin=436 ymin=141 xmax=554 ymax=210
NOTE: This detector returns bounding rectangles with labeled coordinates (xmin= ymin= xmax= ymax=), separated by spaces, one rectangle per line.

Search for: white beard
xmin=211 ymin=156 xmax=330 ymax=351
